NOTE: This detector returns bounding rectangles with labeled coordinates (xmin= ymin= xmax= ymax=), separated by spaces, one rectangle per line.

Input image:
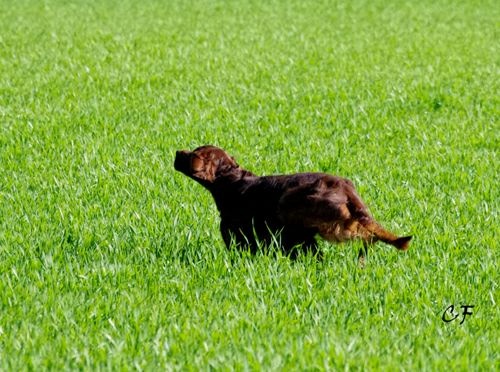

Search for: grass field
xmin=0 ymin=0 xmax=498 ymax=370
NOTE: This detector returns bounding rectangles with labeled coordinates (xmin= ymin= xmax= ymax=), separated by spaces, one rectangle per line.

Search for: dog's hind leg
xmin=358 ymin=241 xmax=370 ymax=268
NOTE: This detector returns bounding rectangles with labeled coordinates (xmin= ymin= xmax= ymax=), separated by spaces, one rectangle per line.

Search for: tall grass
xmin=0 ymin=0 xmax=498 ymax=369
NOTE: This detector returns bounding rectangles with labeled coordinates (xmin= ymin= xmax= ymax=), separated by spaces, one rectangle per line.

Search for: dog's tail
xmin=360 ymin=217 xmax=412 ymax=250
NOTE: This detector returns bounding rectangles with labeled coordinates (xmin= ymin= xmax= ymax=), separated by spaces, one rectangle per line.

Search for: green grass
xmin=0 ymin=0 xmax=498 ymax=369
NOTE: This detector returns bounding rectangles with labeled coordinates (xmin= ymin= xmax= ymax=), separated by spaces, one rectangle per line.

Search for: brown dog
xmin=174 ymin=145 xmax=411 ymax=259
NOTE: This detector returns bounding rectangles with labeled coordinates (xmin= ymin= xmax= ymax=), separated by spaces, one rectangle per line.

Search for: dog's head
xmin=174 ymin=145 xmax=239 ymax=185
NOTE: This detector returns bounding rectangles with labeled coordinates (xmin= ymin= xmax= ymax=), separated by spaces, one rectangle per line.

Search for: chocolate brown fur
xmin=174 ymin=145 xmax=411 ymax=259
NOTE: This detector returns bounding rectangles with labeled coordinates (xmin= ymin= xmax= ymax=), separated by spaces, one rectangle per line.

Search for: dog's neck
xmin=205 ymin=166 xmax=257 ymax=213
xmin=216 ymin=166 xmax=256 ymax=181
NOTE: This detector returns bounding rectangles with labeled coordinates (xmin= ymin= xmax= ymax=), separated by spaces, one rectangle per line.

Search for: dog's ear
xmin=190 ymin=155 xmax=205 ymax=173
xmin=191 ymin=153 xmax=217 ymax=182
xmin=188 ymin=147 xmax=239 ymax=182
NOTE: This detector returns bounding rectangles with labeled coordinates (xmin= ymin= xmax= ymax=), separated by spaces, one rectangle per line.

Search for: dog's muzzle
xmin=174 ymin=150 xmax=190 ymax=173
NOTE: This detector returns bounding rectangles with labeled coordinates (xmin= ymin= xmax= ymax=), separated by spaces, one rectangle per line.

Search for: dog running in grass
xmin=174 ymin=145 xmax=412 ymax=260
